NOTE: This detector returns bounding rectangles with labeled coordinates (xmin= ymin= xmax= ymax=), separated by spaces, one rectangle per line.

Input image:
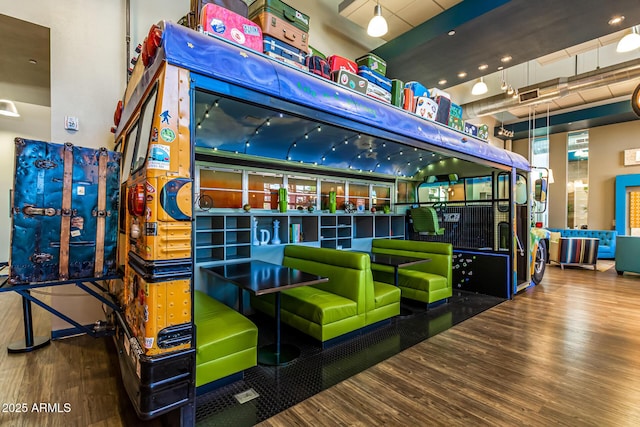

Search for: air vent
xmin=519 ymin=89 xmax=540 ymax=103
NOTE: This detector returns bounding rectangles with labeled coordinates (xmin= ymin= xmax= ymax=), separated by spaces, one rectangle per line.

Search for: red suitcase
xmin=200 ymin=3 xmax=263 ymax=52
xmin=327 ymin=55 xmax=358 ymax=74
xmin=182 ymin=0 xmax=249 ymax=28
xmin=252 ymin=11 xmax=309 ymax=53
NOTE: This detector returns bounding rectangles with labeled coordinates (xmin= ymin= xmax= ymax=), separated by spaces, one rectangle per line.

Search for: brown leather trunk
xmin=251 ymin=11 xmax=309 ymax=53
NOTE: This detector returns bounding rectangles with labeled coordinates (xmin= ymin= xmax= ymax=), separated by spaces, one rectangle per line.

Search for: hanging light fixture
xmin=617 ymin=26 xmax=640 ymax=53
xmin=0 ymin=99 xmax=20 ymax=117
xmin=471 ymin=77 xmax=488 ymax=95
xmin=367 ymin=0 xmax=388 ymax=38
xmin=500 ymin=70 xmax=508 ymax=91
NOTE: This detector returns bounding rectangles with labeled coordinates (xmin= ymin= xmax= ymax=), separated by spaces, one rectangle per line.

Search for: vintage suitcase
xmin=9 ymin=138 xmax=120 ymax=284
xmin=183 ymin=0 xmax=249 ymax=29
xmin=251 ymin=11 xmax=308 ymax=53
xmin=390 ymin=79 xmax=404 ymax=107
xmin=405 ymin=81 xmax=430 ymax=98
xmin=265 ymin=51 xmax=309 ymax=71
xmin=248 ymin=0 xmax=310 ymax=33
xmin=357 ymin=65 xmax=392 ymax=92
xmin=478 ymin=124 xmax=489 ymax=140
xmin=355 ymin=53 xmax=387 ymax=76
xmin=434 ymin=95 xmax=452 ymax=125
xmin=414 ymin=96 xmax=438 ymax=120
xmin=201 ymin=3 xmax=264 ymax=52
xmin=464 ymin=122 xmax=479 ymax=136
xmin=332 ymin=70 xmax=368 ymax=94
xmin=402 ymin=88 xmax=416 ymax=111
xmin=365 ymin=81 xmax=391 ymax=103
xmin=449 ymin=102 xmax=463 ymax=120
xmin=306 ymin=55 xmax=331 ymax=79
xmin=263 ymin=35 xmax=306 ymax=65
xmin=449 ymin=116 xmax=464 ymax=131
xmin=327 ymin=55 xmax=358 ymax=74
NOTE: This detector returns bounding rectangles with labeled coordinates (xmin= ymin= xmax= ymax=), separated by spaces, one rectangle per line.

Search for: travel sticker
xmin=151 ymin=127 xmax=158 ymax=142
xmin=160 ymin=110 xmax=171 ymax=124
xmin=148 ymin=144 xmax=170 ymax=170
xmin=160 ymin=128 xmax=175 ymax=142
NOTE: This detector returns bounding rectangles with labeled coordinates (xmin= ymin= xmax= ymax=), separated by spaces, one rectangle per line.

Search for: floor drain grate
xmin=234 ymin=388 xmax=259 ymax=404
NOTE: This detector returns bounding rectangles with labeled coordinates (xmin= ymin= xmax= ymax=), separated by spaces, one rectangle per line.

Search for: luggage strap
xmin=94 ymin=148 xmax=108 ymax=277
xmin=59 ymin=143 xmax=74 ymax=280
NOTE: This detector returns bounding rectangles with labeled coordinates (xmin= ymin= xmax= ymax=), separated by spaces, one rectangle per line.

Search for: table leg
xmin=8 ymin=292 xmax=51 ymax=353
xmin=395 ymin=266 xmax=413 ymax=317
xmin=257 ymin=293 xmax=300 ymax=366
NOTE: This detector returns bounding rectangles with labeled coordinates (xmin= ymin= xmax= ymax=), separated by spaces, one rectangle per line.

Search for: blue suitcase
xmin=263 ymin=35 xmax=307 ymax=65
xmin=357 ymin=65 xmax=392 ymax=92
xmin=9 ymin=138 xmax=121 ymax=284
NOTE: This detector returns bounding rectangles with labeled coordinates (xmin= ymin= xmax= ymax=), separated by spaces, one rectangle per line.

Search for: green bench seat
xmin=371 ymin=239 xmax=453 ymax=305
xmin=250 ymin=245 xmax=400 ymax=342
xmin=194 ymin=290 xmax=258 ymax=387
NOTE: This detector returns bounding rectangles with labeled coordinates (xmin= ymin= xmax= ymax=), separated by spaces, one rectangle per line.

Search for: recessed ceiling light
xmin=458 ymin=72 xmax=467 ymax=78
xmin=497 ymin=66 xmax=504 ymax=70
xmin=438 ymin=79 xmax=447 ymax=85
xmin=478 ymin=64 xmax=488 ymax=71
xmin=608 ymin=16 xmax=625 ymax=25
xmin=448 ymin=30 xmax=456 ymax=36
xmin=501 ymin=55 xmax=513 ymax=63
xmin=29 ymin=59 xmax=37 ymax=65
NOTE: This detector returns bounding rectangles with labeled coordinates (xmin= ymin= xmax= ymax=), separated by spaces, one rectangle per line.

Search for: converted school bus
xmin=109 ymin=20 xmax=546 ymax=423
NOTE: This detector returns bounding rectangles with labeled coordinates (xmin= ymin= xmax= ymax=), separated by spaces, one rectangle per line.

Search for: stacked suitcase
xmin=249 ymin=0 xmax=310 ymax=71
xmin=196 ymin=1 xmax=264 ymax=52
xmin=356 ymin=54 xmax=391 ymax=103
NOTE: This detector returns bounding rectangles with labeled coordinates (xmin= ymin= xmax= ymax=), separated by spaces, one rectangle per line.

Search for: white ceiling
xmin=338 ymin=0 xmax=462 ymax=41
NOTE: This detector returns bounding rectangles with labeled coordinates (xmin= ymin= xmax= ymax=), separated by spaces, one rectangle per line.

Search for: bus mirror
xmin=534 ymin=178 xmax=548 ymax=202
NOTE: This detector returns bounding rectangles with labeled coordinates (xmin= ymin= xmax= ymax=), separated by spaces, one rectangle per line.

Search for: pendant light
xmin=617 ymin=26 xmax=640 ymax=53
xmin=367 ymin=0 xmax=388 ymax=38
xmin=471 ymin=77 xmax=488 ymax=95
xmin=0 ymin=99 xmax=20 ymax=117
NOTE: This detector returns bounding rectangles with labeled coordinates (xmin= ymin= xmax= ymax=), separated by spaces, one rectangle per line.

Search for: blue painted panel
xmin=161 ymin=21 xmax=525 ymax=172
xmin=615 ymin=174 xmax=640 ymax=236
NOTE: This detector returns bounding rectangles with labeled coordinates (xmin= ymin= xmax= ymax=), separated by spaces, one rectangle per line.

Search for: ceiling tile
xmin=338 ymin=0 xmax=369 ymax=18
xmin=434 ymin=0 xmax=463 ymax=9
xmin=579 ymin=86 xmax=613 ymax=102
xmin=380 ymin=0 xmax=414 ymax=14
xmin=599 ymin=28 xmax=628 ymax=46
xmin=345 ymin=0 xmax=378 ymax=30
xmin=505 ymin=106 xmax=533 ymax=119
xmin=381 ymin=13 xmax=414 ymax=40
xmin=396 ymin=0 xmax=445 ymax=27
xmin=553 ymin=93 xmax=585 ymax=108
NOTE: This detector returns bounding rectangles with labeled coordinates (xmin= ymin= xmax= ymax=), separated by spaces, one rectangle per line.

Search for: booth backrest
xmin=371 ymin=239 xmax=452 ymax=287
xmin=282 ymin=245 xmax=373 ymax=315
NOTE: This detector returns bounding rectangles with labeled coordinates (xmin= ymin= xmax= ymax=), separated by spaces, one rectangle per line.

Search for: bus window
xmin=121 ymin=122 xmax=139 ymax=183
xmin=131 ymin=85 xmax=158 ymax=173
xmin=515 ymin=174 xmax=527 ymax=205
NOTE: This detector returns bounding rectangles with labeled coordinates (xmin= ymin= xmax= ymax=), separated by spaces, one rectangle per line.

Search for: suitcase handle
xmin=283 ymin=29 xmax=296 ymax=42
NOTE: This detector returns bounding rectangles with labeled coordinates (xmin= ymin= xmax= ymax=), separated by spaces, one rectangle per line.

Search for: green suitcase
xmin=391 ymin=79 xmax=404 ymax=107
xmin=248 ymin=0 xmax=310 ymax=33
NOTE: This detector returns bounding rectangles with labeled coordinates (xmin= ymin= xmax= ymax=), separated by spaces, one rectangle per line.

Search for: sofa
xmin=194 ymin=290 xmax=258 ymax=388
xmin=370 ymin=239 xmax=453 ymax=305
xmin=615 ymin=236 xmax=640 ymax=275
xmin=250 ymin=245 xmax=400 ymax=343
xmin=546 ymin=228 xmax=616 ymax=259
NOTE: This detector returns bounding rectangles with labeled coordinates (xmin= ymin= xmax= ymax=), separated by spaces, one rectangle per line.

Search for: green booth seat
xmin=250 ymin=246 xmax=400 ymax=343
xmin=194 ymin=291 xmax=258 ymax=388
xmin=371 ymin=239 xmax=453 ymax=305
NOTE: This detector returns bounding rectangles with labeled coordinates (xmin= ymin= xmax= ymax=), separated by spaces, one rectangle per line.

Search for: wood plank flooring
xmin=259 ymin=265 xmax=640 ymax=427
xmin=1 ymin=264 xmax=639 ymax=426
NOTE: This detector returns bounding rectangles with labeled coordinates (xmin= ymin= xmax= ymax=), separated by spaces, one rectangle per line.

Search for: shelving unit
xmin=195 ymin=213 xmax=405 ymax=263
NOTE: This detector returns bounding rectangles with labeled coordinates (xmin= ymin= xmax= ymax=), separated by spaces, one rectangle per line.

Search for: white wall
xmin=0 ymin=0 xmax=188 ymax=331
xmin=0 ymin=103 xmax=52 ymax=262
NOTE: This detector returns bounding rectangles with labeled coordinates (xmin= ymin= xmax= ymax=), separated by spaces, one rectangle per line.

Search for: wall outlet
xmin=65 ymin=116 xmax=79 ymax=131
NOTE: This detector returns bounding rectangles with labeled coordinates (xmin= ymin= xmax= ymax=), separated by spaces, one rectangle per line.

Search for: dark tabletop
xmin=368 ymin=252 xmax=431 ymax=268
xmin=202 ymin=260 xmax=327 ymax=296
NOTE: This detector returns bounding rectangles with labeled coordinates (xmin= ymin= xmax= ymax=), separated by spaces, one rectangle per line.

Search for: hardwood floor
xmin=259 ymin=265 xmax=640 ymax=426
xmin=1 ymin=264 xmax=639 ymax=426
